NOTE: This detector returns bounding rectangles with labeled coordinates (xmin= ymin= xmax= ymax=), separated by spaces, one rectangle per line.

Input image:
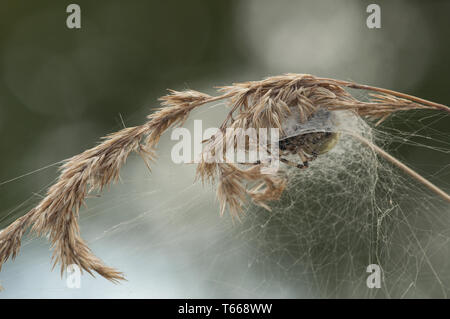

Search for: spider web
xmin=235 ymin=109 xmax=450 ymax=298
xmin=0 ymin=98 xmax=449 ymax=298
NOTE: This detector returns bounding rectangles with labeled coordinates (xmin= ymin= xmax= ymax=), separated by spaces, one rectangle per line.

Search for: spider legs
xmin=297 ymin=149 xmax=320 ymax=167
xmin=238 ymin=154 xmax=315 ymax=171
xmin=238 ymin=158 xmax=306 ymax=170
xmin=297 ymin=152 xmax=309 ymax=168
xmin=237 ymin=160 xmax=261 ymax=166
xmin=280 ymin=157 xmax=307 ymax=169
xmin=278 ymin=150 xmax=318 ymax=170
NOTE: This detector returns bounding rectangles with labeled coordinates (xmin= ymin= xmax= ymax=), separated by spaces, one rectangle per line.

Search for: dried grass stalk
xmin=0 ymin=73 xmax=449 ymax=286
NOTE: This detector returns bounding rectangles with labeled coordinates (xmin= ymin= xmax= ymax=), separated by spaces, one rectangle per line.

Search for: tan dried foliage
xmin=0 ymin=74 xmax=449 ymax=286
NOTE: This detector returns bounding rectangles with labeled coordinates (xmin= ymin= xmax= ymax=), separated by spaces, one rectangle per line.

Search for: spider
xmin=276 ymin=109 xmax=340 ymax=169
xmin=242 ymin=109 xmax=339 ymax=170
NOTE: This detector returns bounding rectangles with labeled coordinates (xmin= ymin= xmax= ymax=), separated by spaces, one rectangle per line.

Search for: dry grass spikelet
xmin=0 ymin=73 xmax=449 ymax=287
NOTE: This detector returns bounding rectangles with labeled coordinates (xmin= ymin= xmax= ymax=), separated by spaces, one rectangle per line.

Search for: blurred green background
xmin=0 ymin=0 xmax=449 ymax=298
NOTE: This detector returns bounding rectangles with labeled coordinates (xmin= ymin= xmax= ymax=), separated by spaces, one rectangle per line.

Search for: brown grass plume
xmin=0 ymin=74 xmax=449 ymax=287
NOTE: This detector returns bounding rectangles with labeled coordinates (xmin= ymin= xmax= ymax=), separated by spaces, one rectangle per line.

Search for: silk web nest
xmin=0 ymin=73 xmax=449 ymax=288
